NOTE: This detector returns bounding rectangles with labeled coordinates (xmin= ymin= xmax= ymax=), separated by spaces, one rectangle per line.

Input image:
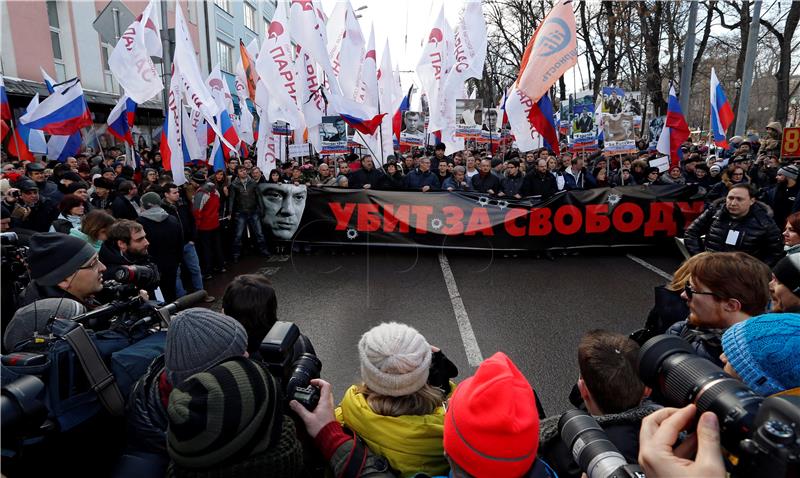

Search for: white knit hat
xmin=358 ymin=322 xmax=432 ymax=397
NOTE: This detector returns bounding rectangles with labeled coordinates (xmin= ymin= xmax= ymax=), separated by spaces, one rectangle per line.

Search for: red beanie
xmin=443 ymin=352 xmax=539 ymax=477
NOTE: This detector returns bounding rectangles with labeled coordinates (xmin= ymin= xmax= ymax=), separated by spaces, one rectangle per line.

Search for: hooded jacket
xmin=335 ymin=385 xmax=449 ymax=477
xmin=228 ymin=176 xmax=260 ymax=214
xmin=684 ymin=198 xmax=784 ymax=266
xmin=192 ymin=183 xmax=221 ymax=231
xmin=137 ymin=207 xmax=184 ymax=274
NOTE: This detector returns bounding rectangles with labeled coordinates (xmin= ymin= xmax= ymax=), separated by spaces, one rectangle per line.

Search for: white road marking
xmin=626 ymin=254 xmax=674 ymax=281
xmin=438 ymin=252 xmax=484 ymax=367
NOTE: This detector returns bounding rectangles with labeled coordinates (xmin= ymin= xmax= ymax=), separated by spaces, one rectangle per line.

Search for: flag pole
xmin=91 ymin=124 xmax=106 ymax=158
xmin=355 ymin=130 xmax=380 ymax=162
xmin=8 ymin=114 xmax=23 ymax=162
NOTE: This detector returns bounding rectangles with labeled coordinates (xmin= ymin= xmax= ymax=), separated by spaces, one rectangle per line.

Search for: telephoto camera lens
xmin=638 ymin=334 xmax=764 ymax=453
xmin=559 ymin=409 xmax=635 ymax=478
xmin=287 ymin=353 xmax=322 ymax=410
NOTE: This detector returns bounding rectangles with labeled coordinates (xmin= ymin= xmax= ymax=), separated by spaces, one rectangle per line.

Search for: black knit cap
xmin=166 ymin=357 xmax=303 ymax=476
xmin=28 ymin=232 xmax=97 ymax=286
xmin=93 ymin=176 xmax=114 ymax=189
xmin=773 ymin=255 xmax=800 ymax=297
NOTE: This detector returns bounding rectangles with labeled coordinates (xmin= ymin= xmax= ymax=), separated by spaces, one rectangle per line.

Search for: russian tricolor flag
xmin=657 ymin=85 xmax=691 ymax=167
xmin=42 ymin=68 xmax=83 ymax=162
xmin=527 ymin=92 xmax=560 ymax=155
xmin=710 ymin=68 xmax=734 ymax=149
xmin=393 ymin=86 xmax=412 ymax=144
xmin=107 ymin=95 xmax=137 ymax=144
xmin=341 ymin=113 xmax=387 ymax=136
xmin=18 ymin=78 xmax=92 ymax=136
xmin=0 ymin=75 xmax=10 ymax=122
xmin=160 ymin=115 xmax=190 ymax=170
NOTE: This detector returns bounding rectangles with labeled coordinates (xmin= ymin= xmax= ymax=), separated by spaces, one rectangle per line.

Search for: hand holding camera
xmin=638 ymin=404 xmax=725 ymax=478
xmin=289 ymin=378 xmax=335 ymax=439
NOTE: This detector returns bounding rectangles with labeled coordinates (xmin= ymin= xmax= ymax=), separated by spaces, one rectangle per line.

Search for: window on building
xmin=101 ymin=44 xmax=118 ymax=93
xmin=244 ymin=3 xmax=256 ymax=32
xmin=47 ymin=1 xmax=59 ymax=28
xmin=48 ymin=1 xmax=66 ymax=82
xmin=214 ymin=0 xmax=230 ymax=13
xmin=217 ymin=40 xmax=233 ymax=72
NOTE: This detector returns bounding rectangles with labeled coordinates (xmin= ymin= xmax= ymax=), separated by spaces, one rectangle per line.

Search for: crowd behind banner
xmin=0 ymin=117 xmax=799 ymax=478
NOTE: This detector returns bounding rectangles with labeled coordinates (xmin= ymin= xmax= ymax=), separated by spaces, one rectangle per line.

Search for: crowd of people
xmin=1 ymin=118 xmax=799 ymax=478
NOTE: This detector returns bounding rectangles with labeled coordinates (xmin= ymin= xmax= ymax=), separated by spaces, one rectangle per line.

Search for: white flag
xmin=165 ymin=67 xmax=186 ymax=185
xmin=295 ymin=46 xmax=325 ymax=129
xmin=416 ymin=6 xmax=455 ymax=135
xmin=256 ymin=1 xmax=305 ymax=128
xmin=206 ymin=64 xmax=234 ymax=113
xmin=108 ymin=0 xmax=162 ymax=104
xmin=255 ymin=82 xmax=278 ymax=173
xmin=377 ymin=41 xmax=402 ymax=162
xmin=182 ymin=106 xmax=205 ymax=161
xmin=23 ymin=95 xmax=47 ymax=154
xmin=289 ymin=0 xmax=341 ymax=95
xmin=328 ymin=1 xmax=366 ymax=101
xmin=173 ymin=5 xmax=227 ymax=141
xmin=505 ymin=84 xmax=544 ymax=152
xmin=359 ymin=27 xmax=379 ymax=113
xmin=431 ymin=1 xmax=487 ymax=133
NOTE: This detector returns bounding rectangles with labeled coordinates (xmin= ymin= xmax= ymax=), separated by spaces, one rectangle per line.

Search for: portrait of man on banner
xmin=482 ymin=108 xmax=501 ymax=133
xmin=401 ymin=111 xmax=425 ymax=136
xmin=258 ymin=182 xmax=308 ymax=241
xmin=321 ymin=116 xmax=348 ymax=142
xmin=602 ymin=87 xmax=625 ymax=114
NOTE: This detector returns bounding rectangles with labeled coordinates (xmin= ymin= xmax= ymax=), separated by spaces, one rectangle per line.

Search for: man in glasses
xmin=684 ymin=183 xmax=784 ymax=266
xmin=665 ymin=251 xmax=771 ymax=366
xmin=19 ymin=232 xmax=106 ymax=307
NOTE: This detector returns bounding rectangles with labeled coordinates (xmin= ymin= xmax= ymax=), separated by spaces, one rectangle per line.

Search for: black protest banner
xmin=276 ymin=185 xmax=705 ymax=251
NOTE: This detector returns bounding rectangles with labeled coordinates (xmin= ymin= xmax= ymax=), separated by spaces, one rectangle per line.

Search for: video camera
xmin=110 ymin=263 xmax=160 ymax=290
xmin=559 ymin=409 xmax=644 ymax=478
xmin=638 ymin=334 xmax=800 ymax=477
xmin=259 ymin=321 xmax=321 ymax=411
xmin=1 ymin=232 xmax=30 ymax=306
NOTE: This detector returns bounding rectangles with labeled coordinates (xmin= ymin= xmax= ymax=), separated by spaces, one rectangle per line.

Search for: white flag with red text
xmin=108 ymin=0 xmax=162 ymax=104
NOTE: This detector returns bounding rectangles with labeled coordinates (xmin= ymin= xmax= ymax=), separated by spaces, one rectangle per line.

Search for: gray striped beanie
xmin=166 ymin=357 xmax=303 ymax=474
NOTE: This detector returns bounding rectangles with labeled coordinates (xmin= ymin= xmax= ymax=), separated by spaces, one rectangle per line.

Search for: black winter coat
xmin=471 ymin=172 xmax=502 ymax=194
xmin=500 ymin=173 xmax=524 ymax=197
xmin=15 ymin=199 xmax=58 ymax=232
xmin=538 ymin=403 xmax=661 ymax=478
xmin=112 ymin=196 xmax=140 ymax=220
xmin=520 ymin=171 xmax=558 ymax=198
xmin=163 ymin=201 xmax=196 ymax=244
xmin=136 ymin=210 xmax=184 ymax=274
xmin=122 ymin=354 xmax=170 ymax=476
xmin=684 ymin=199 xmax=784 ymax=266
xmin=349 ymin=167 xmax=385 ymax=189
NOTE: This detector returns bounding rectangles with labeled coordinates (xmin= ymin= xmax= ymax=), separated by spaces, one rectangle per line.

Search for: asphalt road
xmin=207 ymin=245 xmax=685 ymax=416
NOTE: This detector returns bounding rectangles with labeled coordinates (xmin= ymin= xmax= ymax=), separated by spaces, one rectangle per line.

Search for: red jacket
xmin=193 ymin=190 xmax=220 ymax=231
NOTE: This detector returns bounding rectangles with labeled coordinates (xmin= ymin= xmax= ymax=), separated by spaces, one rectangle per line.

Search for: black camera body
xmin=259 ymin=321 xmax=321 ymax=411
xmin=111 ymin=264 xmax=160 ymax=290
xmin=638 ymin=335 xmax=800 ymax=477
xmin=558 ymin=409 xmax=645 ymax=478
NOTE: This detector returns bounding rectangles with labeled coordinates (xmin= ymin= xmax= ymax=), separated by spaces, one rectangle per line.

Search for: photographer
xmin=538 ymin=331 xmax=660 ymax=478
xmin=120 ymin=308 xmax=248 ymax=477
xmin=221 ymin=274 xmax=282 ymax=358
xmin=99 ymin=220 xmax=160 ymax=297
xmin=334 ymin=322 xmax=457 ymax=477
xmin=18 ymin=232 xmax=105 ymax=308
xmin=10 ymin=179 xmax=58 ymax=233
xmin=666 ymin=252 xmax=771 ymax=366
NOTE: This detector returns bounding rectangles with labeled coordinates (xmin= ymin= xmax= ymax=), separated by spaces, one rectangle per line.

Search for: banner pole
xmin=355 ymin=130 xmax=380 ymax=161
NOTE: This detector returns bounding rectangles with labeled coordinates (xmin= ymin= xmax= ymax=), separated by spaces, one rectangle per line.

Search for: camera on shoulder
xmin=258 ymin=321 xmax=321 ymax=411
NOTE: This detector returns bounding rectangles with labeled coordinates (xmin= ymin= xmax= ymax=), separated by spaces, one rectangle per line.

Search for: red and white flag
xmin=108 ymin=0 xmax=162 ymax=103
xmin=516 ymin=0 xmax=577 ymax=102
xmin=416 ymin=6 xmax=454 ymax=136
xmin=505 ymin=84 xmax=544 ymax=152
xmin=431 ymin=1 xmax=487 ymax=134
xmin=289 ymin=0 xmax=340 ymax=95
xmin=256 ymin=1 xmax=304 ymax=129
xmin=327 ymin=1 xmax=366 ymax=101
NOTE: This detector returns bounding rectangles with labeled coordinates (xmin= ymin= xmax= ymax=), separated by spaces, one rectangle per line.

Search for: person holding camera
xmin=120 ymin=308 xmax=248 ymax=477
xmin=99 ymin=220 xmax=161 ymax=297
xmin=162 ymin=357 xmax=395 ymax=477
xmin=666 ymin=252 xmax=771 ymax=366
xmin=335 ymin=322 xmax=457 ymax=477
xmin=18 ymin=232 xmax=105 ymax=308
xmin=538 ymin=331 xmax=660 ymax=478
xmin=10 ymin=179 xmax=58 ymax=233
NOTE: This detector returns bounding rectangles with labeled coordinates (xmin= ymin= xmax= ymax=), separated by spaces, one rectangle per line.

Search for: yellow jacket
xmin=335 ymin=385 xmax=449 ymax=477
